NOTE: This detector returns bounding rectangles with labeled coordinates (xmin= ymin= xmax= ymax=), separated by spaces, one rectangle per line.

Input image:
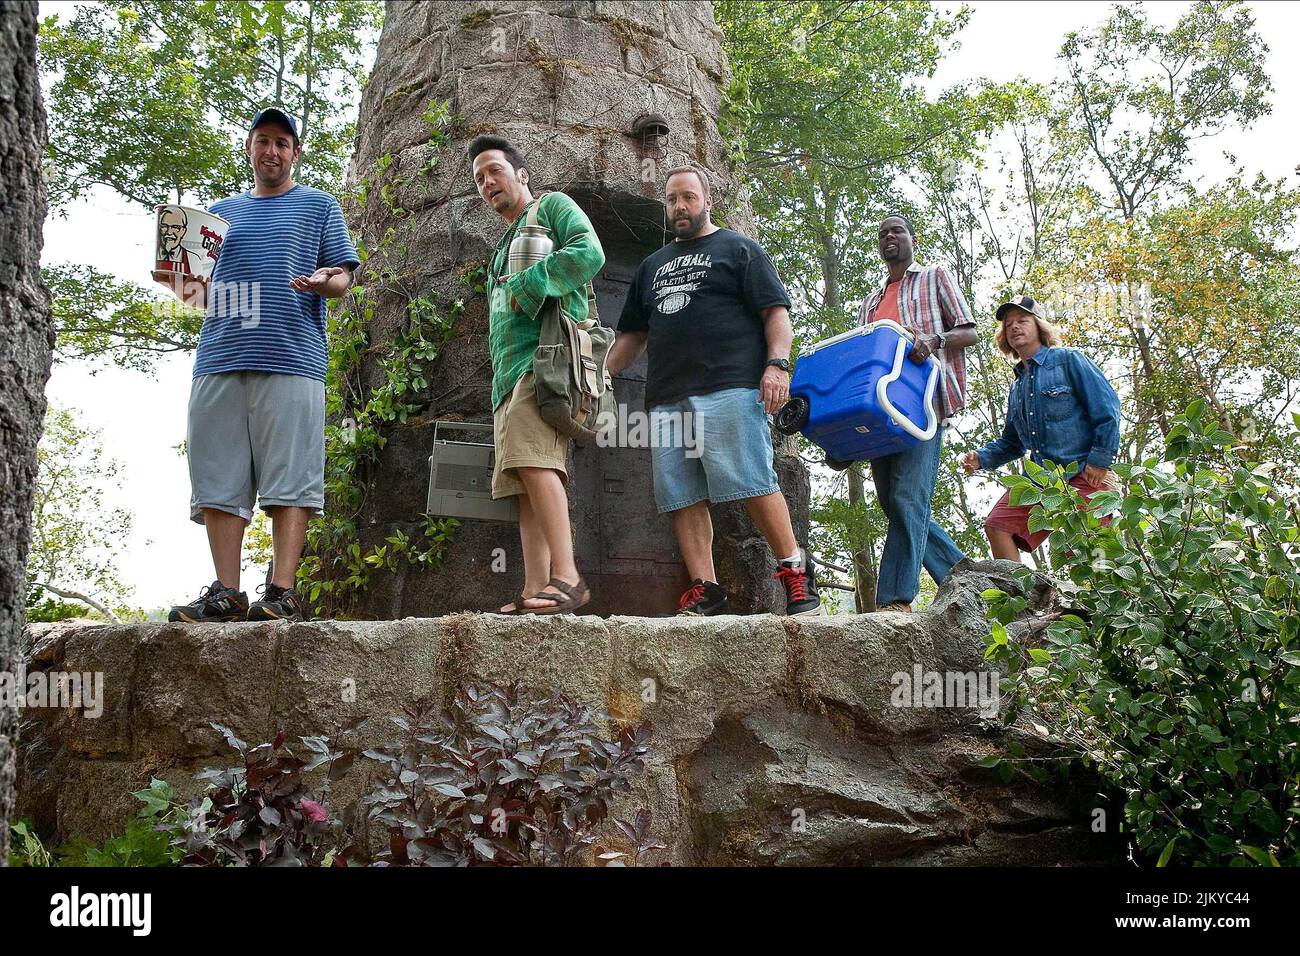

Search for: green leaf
xmin=1240 ymin=845 xmax=1272 ymax=866
xmin=1010 ymin=485 xmax=1043 ymax=507
xmin=1156 ymin=837 xmax=1177 ymax=867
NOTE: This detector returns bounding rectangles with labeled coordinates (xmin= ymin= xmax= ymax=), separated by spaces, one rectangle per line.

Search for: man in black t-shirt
xmin=608 ymin=165 xmax=822 ymax=617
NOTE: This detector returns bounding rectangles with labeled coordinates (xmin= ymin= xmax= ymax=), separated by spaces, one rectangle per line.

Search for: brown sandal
xmin=520 ymin=576 xmax=590 ymax=615
xmin=488 ymin=592 xmax=531 ymax=615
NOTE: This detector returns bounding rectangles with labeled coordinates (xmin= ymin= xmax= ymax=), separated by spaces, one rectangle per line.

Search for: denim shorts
xmin=649 ymin=386 xmax=780 ymax=514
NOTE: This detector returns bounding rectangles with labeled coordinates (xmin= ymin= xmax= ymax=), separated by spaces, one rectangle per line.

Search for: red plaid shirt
xmin=858 ymin=262 xmax=976 ymax=420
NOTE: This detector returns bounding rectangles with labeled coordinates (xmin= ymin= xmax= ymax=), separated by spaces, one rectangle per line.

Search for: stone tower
xmin=335 ymin=0 xmax=809 ymax=618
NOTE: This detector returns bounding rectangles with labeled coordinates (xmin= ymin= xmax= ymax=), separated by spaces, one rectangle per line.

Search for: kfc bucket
xmin=152 ymin=203 xmax=229 ymax=296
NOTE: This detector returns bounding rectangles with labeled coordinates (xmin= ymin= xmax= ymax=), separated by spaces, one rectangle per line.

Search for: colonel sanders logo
xmin=155 ymin=205 xmax=193 ymax=275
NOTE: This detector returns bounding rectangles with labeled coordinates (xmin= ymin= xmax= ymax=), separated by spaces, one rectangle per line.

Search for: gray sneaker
xmin=168 ymin=580 xmax=249 ymax=623
xmin=247 ymin=584 xmax=305 ymax=622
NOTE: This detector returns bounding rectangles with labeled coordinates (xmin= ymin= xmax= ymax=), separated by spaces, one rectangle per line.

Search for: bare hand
xmin=760 ymin=365 xmax=790 ymax=414
xmin=290 ymin=266 xmax=345 ymax=294
xmin=1082 ymin=464 xmax=1114 ymax=487
xmin=961 ymin=451 xmax=981 ymax=475
xmin=152 ymin=270 xmax=207 ymax=309
xmin=908 ymin=333 xmax=936 ymax=365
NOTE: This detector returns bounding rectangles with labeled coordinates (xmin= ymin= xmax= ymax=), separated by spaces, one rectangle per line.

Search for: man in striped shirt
xmin=856 ymin=215 xmax=975 ymax=611
xmin=166 ymin=107 xmax=358 ymax=624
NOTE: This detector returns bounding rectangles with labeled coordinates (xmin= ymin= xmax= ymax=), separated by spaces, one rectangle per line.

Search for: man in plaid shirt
xmin=856 ymin=215 xmax=977 ymax=611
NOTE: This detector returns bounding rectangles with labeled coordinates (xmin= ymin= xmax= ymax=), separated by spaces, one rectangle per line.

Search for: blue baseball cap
xmin=250 ymin=107 xmax=300 ymax=142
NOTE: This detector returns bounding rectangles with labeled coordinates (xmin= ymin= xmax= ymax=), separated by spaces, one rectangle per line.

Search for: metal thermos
xmin=508 ymin=215 xmax=552 ymax=276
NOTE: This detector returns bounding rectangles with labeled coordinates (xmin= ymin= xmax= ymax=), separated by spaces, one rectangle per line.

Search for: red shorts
xmin=984 ymin=472 xmax=1113 ymax=552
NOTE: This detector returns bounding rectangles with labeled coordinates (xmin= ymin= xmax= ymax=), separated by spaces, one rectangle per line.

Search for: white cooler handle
xmin=872 ymin=321 xmax=939 ymax=442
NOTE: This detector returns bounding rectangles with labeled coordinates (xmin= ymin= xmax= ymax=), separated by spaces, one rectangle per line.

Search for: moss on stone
xmin=381 ymin=82 xmax=423 ymax=109
xmin=458 ymin=9 xmax=493 ymax=29
xmin=594 ymin=14 xmax=658 ymax=55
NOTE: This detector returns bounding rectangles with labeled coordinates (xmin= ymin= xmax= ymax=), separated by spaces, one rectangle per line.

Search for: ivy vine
xmin=298 ymin=99 xmax=469 ymax=617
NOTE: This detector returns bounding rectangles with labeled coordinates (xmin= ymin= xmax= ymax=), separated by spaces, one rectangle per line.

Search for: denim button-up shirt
xmin=976 ymin=346 xmax=1121 ymax=477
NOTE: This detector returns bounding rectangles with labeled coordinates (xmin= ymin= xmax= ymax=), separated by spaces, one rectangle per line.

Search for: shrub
xmin=57 ymin=787 xmax=179 ymax=866
xmin=8 ymin=779 xmax=182 ymax=867
xmin=361 ymin=682 xmax=654 ymax=866
xmin=983 ymin=402 xmax=1300 ymax=867
xmin=8 ymin=819 xmax=55 ymax=867
xmin=170 ymin=723 xmax=357 ymax=866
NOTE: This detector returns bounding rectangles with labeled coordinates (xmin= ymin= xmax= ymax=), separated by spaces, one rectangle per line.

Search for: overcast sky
xmin=39 ymin=1 xmax=1299 ymax=611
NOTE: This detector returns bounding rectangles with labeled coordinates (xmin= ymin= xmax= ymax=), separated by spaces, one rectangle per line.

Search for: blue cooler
xmin=779 ymin=319 xmax=940 ymax=462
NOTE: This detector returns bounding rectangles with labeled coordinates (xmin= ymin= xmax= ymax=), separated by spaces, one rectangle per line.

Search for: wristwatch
xmin=766 ymin=358 xmax=792 ymax=373
xmin=933 ymin=331 xmax=948 ymax=350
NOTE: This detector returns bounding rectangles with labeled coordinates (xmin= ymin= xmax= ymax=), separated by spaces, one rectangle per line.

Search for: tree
xmin=40 ymin=0 xmax=382 ymax=207
xmin=919 ymin=85 xmax=1096 ymax=560
xmin=716 ymin=0 xmax=1018 ymax=607
xmin=37 ymin=0 xmax=382 ymax=372
xmin=926 ymin=1 xmax=1286 ymax=548
xmin=1052 ymin=0 xmax=1273 ymax=449
xmin=242 ymin=511 xmax=274 ymax=585
xmin=1 ymin=0 xmax=54 ymax=868
xmin=26 ymin=405 xmax=135 ymax=622
xmin=45 ymin=263 xmax=202 ymax=374
xmin=1058 ymin=0 xmax=1271 ymax=221
xmin=1034 ymin=174 xmax=1300 ymax=465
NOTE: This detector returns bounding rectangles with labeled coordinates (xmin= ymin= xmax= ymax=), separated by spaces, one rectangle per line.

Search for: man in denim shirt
xmin=962 ymin=295 xmax=1121 ymax=560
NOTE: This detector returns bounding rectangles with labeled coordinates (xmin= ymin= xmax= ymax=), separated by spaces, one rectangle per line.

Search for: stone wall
xmin=17 ymin=563 xmax=1121 ymax=865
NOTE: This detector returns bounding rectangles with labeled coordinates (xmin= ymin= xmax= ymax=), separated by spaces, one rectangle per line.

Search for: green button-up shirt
xmin=488 ymin=191 xmax=606 ymax=409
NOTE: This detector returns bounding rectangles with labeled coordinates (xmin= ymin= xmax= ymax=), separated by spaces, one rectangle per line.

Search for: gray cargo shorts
xmin=187 ymin=371 xmax=325 ymax=524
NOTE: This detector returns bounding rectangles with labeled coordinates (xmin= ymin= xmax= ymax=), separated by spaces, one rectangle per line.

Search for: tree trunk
xmin=0 ymin=0 xmax=54 ymax=865
xmin=295 ymin=2 xmax=314 ymax=181
xmin=847 ymin=464 xmax=877 ymax=613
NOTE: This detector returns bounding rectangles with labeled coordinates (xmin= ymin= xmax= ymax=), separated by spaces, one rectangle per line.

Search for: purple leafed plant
xmin=360 ymin=682 xmax=656 ymax=866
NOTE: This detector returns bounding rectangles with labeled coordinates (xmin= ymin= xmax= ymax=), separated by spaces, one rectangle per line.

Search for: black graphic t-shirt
xmin=618 ymin=228 xmax=792 ymax=409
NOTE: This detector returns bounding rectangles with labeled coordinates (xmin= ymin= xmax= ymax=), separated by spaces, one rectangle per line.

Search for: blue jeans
xmin=871 ymin=427 xmax=966 ymax=606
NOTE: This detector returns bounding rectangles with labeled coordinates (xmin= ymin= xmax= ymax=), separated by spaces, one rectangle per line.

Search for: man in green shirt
xmin=469 ymin=134 xmax=606 ymax=614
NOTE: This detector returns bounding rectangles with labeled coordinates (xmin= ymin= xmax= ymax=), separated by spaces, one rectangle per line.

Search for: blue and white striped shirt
xmin=194 ymin=184 xmax=359 ymax=381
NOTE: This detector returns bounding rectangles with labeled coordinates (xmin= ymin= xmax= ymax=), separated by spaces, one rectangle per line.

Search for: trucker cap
xmin=995 ymin=294 xmax=1044 ymax=322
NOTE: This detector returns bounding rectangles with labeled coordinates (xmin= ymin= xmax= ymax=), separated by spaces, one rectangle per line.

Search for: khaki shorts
xmin=491 ymin=371 xmax=568 ymax=498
